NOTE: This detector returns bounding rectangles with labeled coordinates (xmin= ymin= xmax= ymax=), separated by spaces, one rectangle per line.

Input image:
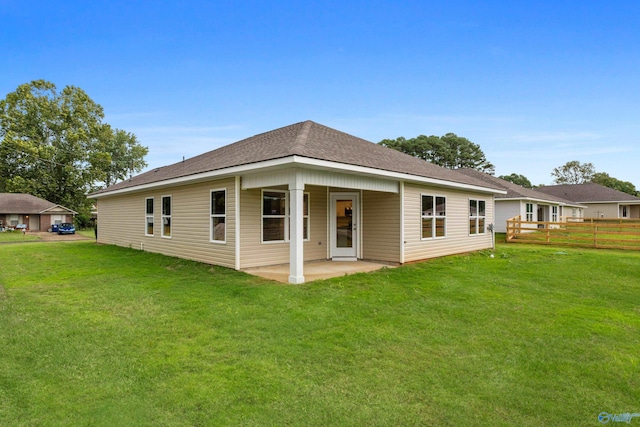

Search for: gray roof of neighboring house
xmin=456 ymin=169 xmax=583 ymax=206
xmin=91 ymin=120 xmax=504 ymax=196
xmin=0 ymin=193 xmax=77 ymax=214
xmin=536 ymin=183 xmax=640 ymax=203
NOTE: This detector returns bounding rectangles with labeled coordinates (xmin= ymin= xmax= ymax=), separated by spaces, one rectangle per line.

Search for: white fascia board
xmin=585 ymin=200 xmax=640 ymax=205
xmin=90 ymin=155 xmax=506 ymax=198
xmin=88 ymin=157 xmax=297 ymax=198
xmin=500 ymin=197 xmax=561 ymax=205
xmin=499 ymin=197 xmax=584 ymax=207
xmin=40 ymin=205 xmax=78 ymax=215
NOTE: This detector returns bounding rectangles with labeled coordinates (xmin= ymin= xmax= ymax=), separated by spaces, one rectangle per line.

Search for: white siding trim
xmin=400 ymin=181 xmax=405 ymax=264
xmin=235 ymin=176 xmax=240 ymax=270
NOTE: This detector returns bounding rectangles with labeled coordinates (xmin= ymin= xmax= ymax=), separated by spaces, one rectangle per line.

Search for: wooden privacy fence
xmin=506 ymin=216 xmax=640 ymax=250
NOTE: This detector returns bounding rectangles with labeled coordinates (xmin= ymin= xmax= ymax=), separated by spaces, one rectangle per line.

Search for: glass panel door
xmin=335 ymin=199 xmax=353 ymax=248
xmin=330 ymin=193 xmax=358 ymax=259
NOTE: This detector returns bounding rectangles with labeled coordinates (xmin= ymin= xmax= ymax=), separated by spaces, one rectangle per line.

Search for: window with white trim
xmin=161 ymin=195 xmax=172 ymax=238
xmin=551 ymin=205 xmax=558 ymax=222
xmin=145 ymin=197 xmax=154 ymax=236
xmin=469 ymin=199 xmax=486 ymax=235
xmin=261 ymin=190 xmax=310 ymax=243
xmin=211 ymin=190 xmax=226 ymax=243
xmin=263 ymin=190 xmax=287 ymax=242
xmin=302 ymin=193 xmax=310 ymax=241
xmin=525 ymin=203 xmax=534 ymax=221
xmin=421 ymin=195 xmax=446 ymax=239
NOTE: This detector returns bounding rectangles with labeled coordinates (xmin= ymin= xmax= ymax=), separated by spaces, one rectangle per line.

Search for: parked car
xmin=57 ymin=223 xmax=76 ymax=235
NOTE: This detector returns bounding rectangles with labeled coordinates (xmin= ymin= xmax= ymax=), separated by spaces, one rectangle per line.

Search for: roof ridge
xmin=90 ymin=120 xmax=506 ymax=196
xmin=290 ymin=120 xmax=313 ymax=154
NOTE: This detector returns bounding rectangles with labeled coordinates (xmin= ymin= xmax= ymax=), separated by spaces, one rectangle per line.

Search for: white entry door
xmin=330 ymin=193 xmax=359 ymax=260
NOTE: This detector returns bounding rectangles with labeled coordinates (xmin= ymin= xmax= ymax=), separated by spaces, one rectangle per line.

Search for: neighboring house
xmin=0 ymin=193 xmax=77 ymax=231
xmin=90 ymin=121 xmax=505 ymax=284
xmin=457 ymin=169 xmax=585 ymax=232
xmin=537 ymin=183 xmax=640 ymax=219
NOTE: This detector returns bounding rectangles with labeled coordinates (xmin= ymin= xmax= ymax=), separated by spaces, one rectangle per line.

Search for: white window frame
xmin=161 ymin=195 xmax=172 ymax=238
xmin=262 ymin=189 xmax=288 ymax=243
xmin=525 ymin=203 xmax=534 ymax=221
xmin=261 ymin=189 xmax=310 ymax=244
xmin=469 ymin=199 xmax=486 ymax=236
xmin=421 ymin=194 xmax=446 ymax=240
xmin=296 ymin=192 xmax=310 ymax=242
xmin=145 ymin=197 xmax=154 ymax=236
xmin=303 ymin=192 xmax=310 ymax=242
xmin=551 ymin=205 xmax=559 ymax=222
xmin=210 ymin=189 xmax=226 ymax=243
xmin=9 ymin=214 xmax=19 ymax=227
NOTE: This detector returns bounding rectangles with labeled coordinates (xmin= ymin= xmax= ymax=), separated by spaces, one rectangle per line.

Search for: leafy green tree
xmin=551 ymin=160 xmax=595 ymax=184
xmin=591 ymin=172 xmax=638 ymax=196
xmin=94 ymin=126 xmax=149 ymax=187
xmin=380 ymin=133 xmax=494 ymax=173
xmin=0 ymin=80 xmax=148 ymax=217
xmin=498 ymin=173 xmax=533 ymax=188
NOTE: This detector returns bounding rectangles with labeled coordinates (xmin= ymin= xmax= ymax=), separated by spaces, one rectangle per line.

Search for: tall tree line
xmin=379 ymin=133 xmax=495 ymax=174
xmin=0 ymin=80 xmax=148 ymax=223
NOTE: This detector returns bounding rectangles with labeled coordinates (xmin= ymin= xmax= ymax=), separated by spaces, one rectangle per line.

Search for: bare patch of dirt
xmin=32 ymin=232 xmax=92 ymax=242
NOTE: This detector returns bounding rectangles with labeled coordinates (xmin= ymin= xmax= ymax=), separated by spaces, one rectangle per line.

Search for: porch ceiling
xmin=241 ymin=167 xmax=399 ymax=193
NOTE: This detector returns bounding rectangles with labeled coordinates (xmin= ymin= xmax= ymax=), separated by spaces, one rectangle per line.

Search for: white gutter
xmin=498 ymin=197 xmax=585 ymax=207
xmin=580 ymin=200 xmax=640 ymax=205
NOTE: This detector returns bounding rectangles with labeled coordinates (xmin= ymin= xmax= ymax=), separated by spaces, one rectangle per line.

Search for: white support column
xmin=288 ymin=174 xmax=305 ymax=284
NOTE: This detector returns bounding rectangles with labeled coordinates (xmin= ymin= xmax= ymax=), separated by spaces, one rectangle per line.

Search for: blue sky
xmin=2 ymin=0 xmax=639 ymax=186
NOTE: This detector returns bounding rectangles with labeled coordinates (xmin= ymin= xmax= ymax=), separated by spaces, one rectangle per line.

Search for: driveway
xmin=32 ymin=231 xmax=93 ymax=242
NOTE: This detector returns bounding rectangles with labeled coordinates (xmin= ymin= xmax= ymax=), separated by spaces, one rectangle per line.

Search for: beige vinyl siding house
xmin=457 ymin=169 xmax=585 ymax=233
xmin=403 ymin=184 xmax=494 ymax=262
xmin=362 ymin=190 xmax=401 ymax=263
xmin=97 ymin=178 xmax=237 ymax=268
xmin=91 ymin=121 xmax=505 ymax=283
xmin=537 ymin=183 xmax=640 ymax=220
xmin=238 ymin=184 xmax=328 ymax=268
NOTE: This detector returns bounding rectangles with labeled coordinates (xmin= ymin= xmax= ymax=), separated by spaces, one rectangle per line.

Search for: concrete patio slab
xmin=243 ymin=260 xmax=396 ymax=283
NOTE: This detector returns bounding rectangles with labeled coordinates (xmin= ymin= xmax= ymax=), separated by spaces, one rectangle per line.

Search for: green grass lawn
xmin=1 ymin=241 xmax=638 ymax=426
xmin=0 ymin=230 xmax=41 ymax=243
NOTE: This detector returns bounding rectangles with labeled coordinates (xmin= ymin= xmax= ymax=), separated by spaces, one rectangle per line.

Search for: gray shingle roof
xmin=0 ymin=193 xmax=75 ymax=214
xmin=537 ymin=183 xmax=640 ymax=203
xmin=91 ymin=120 xmax=503 ymax=196
xmin=457 ymin=169 xmax=581 ymax=205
